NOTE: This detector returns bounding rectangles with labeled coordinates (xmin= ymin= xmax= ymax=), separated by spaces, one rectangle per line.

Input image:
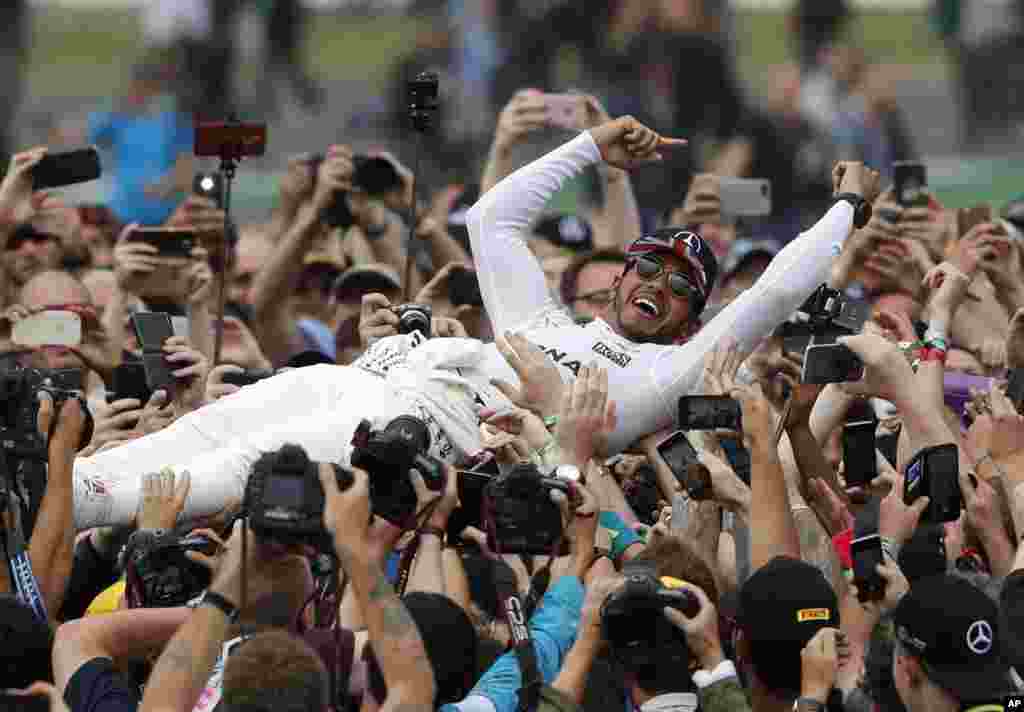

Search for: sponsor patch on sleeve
xmin=797 ymin=608 xmax=831 ymax=623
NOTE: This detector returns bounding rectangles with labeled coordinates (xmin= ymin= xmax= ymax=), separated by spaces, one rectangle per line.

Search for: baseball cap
xmin=533 ymin=213 xmax=594 ymax=252
xmin=332 ymin=263 xmax=402 ymax=299
xmin=737 ymin=556 xmax=839 ymax=695
xmin=720 ymin=238 xmax=779 ymax=284
xmin=893 ymin=574 xmax=1012 ymax=702
xmin=625 ymin=227 xmax=720 ymax=310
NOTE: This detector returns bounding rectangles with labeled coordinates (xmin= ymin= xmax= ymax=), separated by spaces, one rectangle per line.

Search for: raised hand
xmin=493 ymin=89 xmax=549 ymax=154
xmin=831 ymin=162 xmax=882 ymax=204
xmin=590 ymin=116 xmax=686 ymax=171
xmin=359 ymin=292 xmax=399 ymax=347
xmin=553 ymin=363 xmax=617 ymax=466
xmin=136 ymin=468 xmax=191 ymax=530
xmin=492 ymin=331 xmax=566 ymax=418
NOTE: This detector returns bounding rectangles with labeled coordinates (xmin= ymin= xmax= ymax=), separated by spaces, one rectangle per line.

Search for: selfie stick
xmin=212 ymin=117 xmax=242 ymax=365
xmin=402 ymin=73 xmax=439 ymax=302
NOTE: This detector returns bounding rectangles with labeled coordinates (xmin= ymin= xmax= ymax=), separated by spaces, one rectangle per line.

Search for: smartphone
xmin=719 ymin=177 xmax=772 ymax=217
xmin=958 ymin=204 xmax=993 ymax=237
xmin=842 ymin=420 xmax=878 ymax=488
xmin=851 ymin=533 xmax=885 ymax=602
xmin=309 ymin=154 xmax=354 ymax=229
xmin=221 ymin=369 xmax=274 ymax=387
xmin=107 ymin=361 xmax=152 ymax=404
xmin=126 ymin=227 xmax=197 ymax=258
xmin=656 ymin=430 xmax=706 ymax=495
xmin=11 ymin=310 xmax=82 ymax=348
xmin=446 ymin=470 xmax=494 ymax=540
xmin=720 ymin=436 xmax=751 ymax=485
xmin=802 ymin=343 xmax=864 ymax=385
xmin=448 ymin=266 xmax=483 ymax=308
xmin=353 ymin=156 xmax=402 ymax=196
xmin=193 ymin=121 xmax=267 ymax=158
xmin=678 ymin=396 xmax=742 ymax=431
xmin=877 ymin=426 xmax=900 ymax=469
xmin=31 ymin=146 xmax=101 ymax=190
xmin=543 ymin=93 xmax=586 ymax=131
xmin=1006 ymin=368 xmax=1024 ymax=407
xmin=0 ymin=694 xmax=49 ymax=712
xmin=193 ymin=171 xmax=223 ymax=207
xmin=893 ymin=161 xmax=928 ymax=208
xmin=131 ymin=312 xmax=175 ymax=393
xmin=904 ymin=443 xmax=961 ymax=523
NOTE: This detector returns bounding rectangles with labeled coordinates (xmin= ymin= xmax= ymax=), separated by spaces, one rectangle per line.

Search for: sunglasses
xmin=632 ymin=255 xmax=699 ymax=300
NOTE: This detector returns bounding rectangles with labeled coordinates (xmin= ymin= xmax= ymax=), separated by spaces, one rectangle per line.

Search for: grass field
xmin=26 ymin=7 xmax=946 ymax=99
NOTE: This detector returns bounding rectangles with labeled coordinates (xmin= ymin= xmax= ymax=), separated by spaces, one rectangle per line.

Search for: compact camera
xmin=393 ymin=304 xmax=432 ymax=336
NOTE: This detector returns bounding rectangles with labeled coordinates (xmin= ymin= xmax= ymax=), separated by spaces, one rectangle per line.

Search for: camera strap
xmin=395 ymin=498 xmax=442 ymax=596
xmin=0 ymin=488 xmax=48 ymax=622
xmin=492 ymin=556 xmax=542 ymax=712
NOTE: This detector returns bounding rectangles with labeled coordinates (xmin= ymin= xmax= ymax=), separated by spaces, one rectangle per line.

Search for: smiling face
xmin=612 ymin=253 xmax=696 ymax=344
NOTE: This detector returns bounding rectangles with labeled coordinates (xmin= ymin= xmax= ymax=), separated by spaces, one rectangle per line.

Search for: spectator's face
xmin=19 ymin=272 xmax=93 ymax=372
xmin=570 ymin=260 xmax=624 ymax=321
xmin=614 ymin=253 xmax=695 ymax=344
xmin=5 ymin=230 xmax=60 ymax=286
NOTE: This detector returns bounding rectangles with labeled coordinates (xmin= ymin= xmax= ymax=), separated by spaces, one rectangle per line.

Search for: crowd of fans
xmin=4 ymin=4 xmax=1024 ymax=712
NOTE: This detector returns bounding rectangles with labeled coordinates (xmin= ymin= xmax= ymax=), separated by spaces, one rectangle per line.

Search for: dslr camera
xmin=127 ymin=533 xmax=219 ymax=608
xmin=350 ymin=416 xmax=446 ymax=526
xmin=245 ymin=443 xmax=355 ymax=549
xmin=777 ymin=284 xmax=869 ymax=353
xmin=482 ymin=463 xmax=572 ymax=555
xmin=601 ymin=561 xmax=699 ymax=670
xmin=393 ymin=304 xmax=432 ymax=337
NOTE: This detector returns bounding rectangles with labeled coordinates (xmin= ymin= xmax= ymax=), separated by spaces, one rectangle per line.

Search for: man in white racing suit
xmin=71 ymin=116 xmax=879 ymax=529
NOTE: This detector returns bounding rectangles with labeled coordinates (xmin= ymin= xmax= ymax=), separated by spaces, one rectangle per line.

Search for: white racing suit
xmin=72 ymin=132 xmax=854 ymax=529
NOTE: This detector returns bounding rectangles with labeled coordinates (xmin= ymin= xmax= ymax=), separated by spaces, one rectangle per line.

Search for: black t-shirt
xmin=65 ymin=657 xmax=140 ymax=712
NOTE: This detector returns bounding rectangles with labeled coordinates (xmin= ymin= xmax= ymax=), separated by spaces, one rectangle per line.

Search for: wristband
xmin=420 ymin=525 xmax=446 ymax=544
xmin=919 ymin=347 xmax=947 ymax=364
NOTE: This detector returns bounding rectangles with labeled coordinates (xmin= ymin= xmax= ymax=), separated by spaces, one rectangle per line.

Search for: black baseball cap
xmin=894 ymin=574 xmax=1012 ymax=702
xmin=737 ymin=557 xmax=839 ymax=695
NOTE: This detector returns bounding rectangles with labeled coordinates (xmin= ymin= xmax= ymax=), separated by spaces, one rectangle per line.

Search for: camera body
xmin=406 ymin=71 xmax=440 ymax=132
xmin=245 ymin=444 xmax=354 ymax=549
xmin=601 ymin=561 xmax=698 ymax=669
xmin=128 ymin=534 xmax=217 ymax=608
xmin=482 ymin=463 xmax=570 ymax=555
xmin=393 ymin=304 xmax=432 ymax=336
xmin=350 ymin=416 xmax=446 ymax=526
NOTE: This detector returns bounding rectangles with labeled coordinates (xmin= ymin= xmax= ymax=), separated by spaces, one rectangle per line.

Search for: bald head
xmin=20 ymin=269 xmax=92 ymax=310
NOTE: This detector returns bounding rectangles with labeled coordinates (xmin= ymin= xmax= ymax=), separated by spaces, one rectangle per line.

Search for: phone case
xmin=132 ymin=313 xmax=175 ymax=393
xmin=719 ymin=177 xmax=772 ymax=217
xmin=842 ymin=420 xmax=878 ymax=487
xmin=11 ymin=310 xmax=82 ymax=347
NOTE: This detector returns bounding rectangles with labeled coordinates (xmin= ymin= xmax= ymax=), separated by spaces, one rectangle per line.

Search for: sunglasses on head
xmin=631 ymin=255 xmax=699 ymax=300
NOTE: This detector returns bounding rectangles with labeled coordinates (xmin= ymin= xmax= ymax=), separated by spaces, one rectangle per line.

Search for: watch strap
xmin=200 ymin=589 xmax=240 ymax=623
xmin=834 ymin=192 xmax=871 ymax=229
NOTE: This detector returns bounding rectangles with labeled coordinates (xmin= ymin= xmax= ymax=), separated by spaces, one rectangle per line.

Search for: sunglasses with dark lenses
xmin=632 ymin=255 xmax=699 ymax=299
xmin=6 ymin=226 xmax=56 ymax=251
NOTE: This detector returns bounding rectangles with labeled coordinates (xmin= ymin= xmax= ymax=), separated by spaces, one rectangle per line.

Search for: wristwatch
xmin=834 ymin=192 xmax=872 ymax=229
xmin=793 ymin=697 xmax=825 ymax=712
xmin=199 ymin=589 xmax=240 ymax=623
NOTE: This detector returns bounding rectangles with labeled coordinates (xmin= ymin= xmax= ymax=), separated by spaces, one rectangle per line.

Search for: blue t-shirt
xmin=88 ymin=107 xmax=193 ymax=226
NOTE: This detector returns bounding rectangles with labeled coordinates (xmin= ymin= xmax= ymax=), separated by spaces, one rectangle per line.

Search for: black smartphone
xmin=842 ymin=419 xmax=878 ymax=488
xmin=0 ymin=694 xmax=49 ymax=712
xmin=678 ymin=396 xmax=742 ymax=431
xmin=448 ymin=267 xmax=483 ymax=308
xmin=131 ymin=312 xmax=175 ymax=393
xmin=720 ymin=436 xmax=751 ymax=485
xmin=446 ymin=470 xmax=494 ymax=540
xmin=802 ymin=343 xmax=864 ymax=385
xmin=221 ymin=369 xmax=274 ymax=388
xmin=126 ymin=227 xmax=197 ymax=258
xmin=893 ymin=161 xmax=928 ymax=208
xmin=1007 ymin=368 xmax=1024 ymax=408
xmin=353 ymin=156 xmax=402 ymax=196
xmin=656 ymin=430 xmax=705 ymax=494
xmin=107 ymin=362 xmax=152 ymax=405
xmin=851 ymin=533 xmax=885 ymax=602
xmin=904 ymin=443 xmax=961 ymax=523
xmin=31 ymin=147 xmax=101 ymax=190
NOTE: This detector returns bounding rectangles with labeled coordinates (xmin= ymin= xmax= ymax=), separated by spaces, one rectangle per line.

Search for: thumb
xmin=490 ymin=379 xmax=522 ymax=404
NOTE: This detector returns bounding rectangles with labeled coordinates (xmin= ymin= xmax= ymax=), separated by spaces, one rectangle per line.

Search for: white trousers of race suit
xmin=72 ymin=364 xmax=431 ymax=530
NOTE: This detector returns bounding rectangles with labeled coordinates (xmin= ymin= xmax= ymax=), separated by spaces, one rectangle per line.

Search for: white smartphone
xmin=719 ymin=177 xmax=772 ymax=217
xmin=543 ymin=93 xmax=586 ymax=131
xmin=12 ymin=310 xmax=82 ymax=347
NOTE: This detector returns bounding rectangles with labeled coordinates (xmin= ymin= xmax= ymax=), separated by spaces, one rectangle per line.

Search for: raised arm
xmin=655 ymin=164 xmax=879 ymax=404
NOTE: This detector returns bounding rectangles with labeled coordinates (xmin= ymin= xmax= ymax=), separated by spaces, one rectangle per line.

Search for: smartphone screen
xmin=131 ymin=312 xmax=175 ymax=393
xmin=718 ymin=177 xmax=772 ymax=217
xmin=657 ymin=430 xmax=701 ymax=490
xmin=893 ymin=161 xmax=928 ymax=207
xmin=877 ymin=427 xmax=900 ymax=469
xmin=678 ymin=396 xmax=742 ymax=431
xmin=842 ymin=420 xmax=878 ymax=488
xmin=851 ymin=534 xmax=884 ymax=601
xmin=543 ymin=94 xmax=585 ymax=131
xmin=11 ymin=310 xmax=82 ymax=347
xmin=446 ymin=471 xmax=493 ymax=540
xmin=802 ymin=343 xmax=864 ymax=385
xmin=127 ymin=228 xmax=197 ymax=258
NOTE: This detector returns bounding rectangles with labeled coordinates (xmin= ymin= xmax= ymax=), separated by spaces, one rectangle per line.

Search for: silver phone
xmin=719 ymin=177 xmax=772 ymax=217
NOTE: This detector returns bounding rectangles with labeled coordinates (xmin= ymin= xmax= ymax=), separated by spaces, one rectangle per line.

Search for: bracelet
xmin=926 ymin=337 xmax=949 ymax=352
xmin=543 ymin=415 xmax=559 ymax=430
xmin=918 ymin=347 xmax=947 ymax=364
